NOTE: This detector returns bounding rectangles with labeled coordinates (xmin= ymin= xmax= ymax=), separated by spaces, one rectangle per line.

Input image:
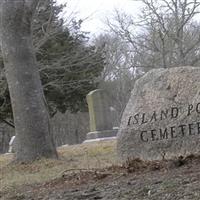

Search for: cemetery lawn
xmin=1 ymin=140 xmax=200 ymax=199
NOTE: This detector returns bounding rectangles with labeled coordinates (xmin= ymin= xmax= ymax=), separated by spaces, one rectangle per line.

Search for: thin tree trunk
xmin=0 ymin=0 xmax=58 ymax=161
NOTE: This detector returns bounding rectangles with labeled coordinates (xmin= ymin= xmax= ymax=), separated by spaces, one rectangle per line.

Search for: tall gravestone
xmin=117 ymin=67 xmax=200 ymax=161
xmin=86 ymin=89 xmax=118 ymax=140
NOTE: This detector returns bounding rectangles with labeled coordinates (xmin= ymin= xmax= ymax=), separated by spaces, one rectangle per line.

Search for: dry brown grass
xmin=0 ymin=139 xmax=117 ymax=193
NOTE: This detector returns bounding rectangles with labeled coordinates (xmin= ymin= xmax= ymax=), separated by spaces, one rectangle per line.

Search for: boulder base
xmin=117 ymin=67 xmax=200 ymax=161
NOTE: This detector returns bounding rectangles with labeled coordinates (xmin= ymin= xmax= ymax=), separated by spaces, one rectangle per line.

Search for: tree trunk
xmin=0 ymin=0 xmax=58 ymax=161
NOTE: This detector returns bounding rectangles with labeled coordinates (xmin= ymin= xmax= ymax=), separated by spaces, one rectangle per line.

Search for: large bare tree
xmin=0 ymin=0 xmax=58 ymax=161
xmin=106 ymin=0 xmax=200 ymax=69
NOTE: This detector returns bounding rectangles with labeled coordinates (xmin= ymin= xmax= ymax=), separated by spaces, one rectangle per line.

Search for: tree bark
xmin=0 ymin=0 xmax=58 ymax=161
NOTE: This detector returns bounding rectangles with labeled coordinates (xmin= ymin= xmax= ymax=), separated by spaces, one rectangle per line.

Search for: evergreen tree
xmin=0 ymin=0 xmax=104 ymax=125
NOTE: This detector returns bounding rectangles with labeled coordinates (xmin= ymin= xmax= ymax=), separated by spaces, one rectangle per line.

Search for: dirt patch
xmin=3 ymin=155 xmax=200 ymax=200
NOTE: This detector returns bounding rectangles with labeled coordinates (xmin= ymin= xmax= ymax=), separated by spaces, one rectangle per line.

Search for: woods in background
xmin=0 ymin=0 xmax=200 ymax=160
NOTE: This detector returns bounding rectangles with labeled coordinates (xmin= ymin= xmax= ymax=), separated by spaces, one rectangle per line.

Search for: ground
xmin=1 ymin=140 xmax=200 ymax=200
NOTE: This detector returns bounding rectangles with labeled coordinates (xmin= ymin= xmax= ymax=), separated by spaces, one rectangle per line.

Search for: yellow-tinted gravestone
xmin=86 ymin=89 xmax=118 ymax=140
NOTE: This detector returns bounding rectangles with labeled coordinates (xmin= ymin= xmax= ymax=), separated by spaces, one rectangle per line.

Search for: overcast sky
xmin=56 ymin=0 xmax=141 ymax=36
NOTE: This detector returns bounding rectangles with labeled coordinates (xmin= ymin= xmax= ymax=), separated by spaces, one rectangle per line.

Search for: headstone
xmin=117 ymin=67 xmax=200 ymax=161
xmin=86 ymin=89 xmax=118 ymax=140
xmin=8 ymin=135 xmax=16 ymax=153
